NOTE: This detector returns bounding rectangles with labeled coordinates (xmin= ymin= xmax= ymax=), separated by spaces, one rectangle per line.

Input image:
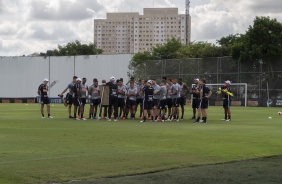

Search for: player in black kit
xmin=140 ymin=80 xmax=155 ymax=122
xmin=220 ymin=80 xmax=232 ymax=121
xmin=72 ymin=78 xmax=86 ymax=120
xmin=190 ymin=78 xmax=200 ymax=120
xmin=195 ymin=78 xmax=212 ymax=123
xmin=37 ymin=78 xmax=53 ymax=118
xmin=103 ymin=76 xmax=119 ymax=121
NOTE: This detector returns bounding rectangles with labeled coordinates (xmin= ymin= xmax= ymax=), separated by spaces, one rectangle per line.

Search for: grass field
xmin=0 ymin=103 xmax=282 ymax=184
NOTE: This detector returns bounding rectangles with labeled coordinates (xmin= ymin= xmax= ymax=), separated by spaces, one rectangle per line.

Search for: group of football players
xmin=38 ymin=76 xmax=232 ymax=123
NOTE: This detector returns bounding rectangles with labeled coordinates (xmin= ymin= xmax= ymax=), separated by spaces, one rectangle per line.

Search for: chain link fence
xmin=129 ymin=57 xmax=282 ymax=107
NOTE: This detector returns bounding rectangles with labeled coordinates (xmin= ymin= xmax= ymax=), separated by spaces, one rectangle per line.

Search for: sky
xmin=0 ymin=0 xmax=282 ymax=56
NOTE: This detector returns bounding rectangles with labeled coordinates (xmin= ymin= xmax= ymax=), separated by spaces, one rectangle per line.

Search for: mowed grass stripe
xmin=0 ymin=104 xmax=282 ymax=184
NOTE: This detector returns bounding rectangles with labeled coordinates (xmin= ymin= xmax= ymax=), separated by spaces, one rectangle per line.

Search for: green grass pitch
xmin=0 ymin=103 xmax=282 ymax=184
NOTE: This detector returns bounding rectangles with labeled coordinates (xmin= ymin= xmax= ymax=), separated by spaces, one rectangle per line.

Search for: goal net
xmin=191 ymin=83 xmax=248 ymax=107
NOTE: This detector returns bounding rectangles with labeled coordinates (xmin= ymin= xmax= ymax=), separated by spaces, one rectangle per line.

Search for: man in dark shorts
xmin=178 ymin=78 xmax=189 ymax=120
xmin=171 ymin=78 xmax=180 ymax=121
xmin=72 ymin=78 xmax=86 ymax=120
xmin=190 ymin=78 xmax=200 ymax=120
xmin=152 ymin=79 xmax=160 ymax=121
xmin=117 ymin=79 xmax=127 ymax=119
xmin=101 ymin=79 xmax=108 ymax=119
xmin=59 ymin=76 xmax=77 ymax=118
xmin=102 ymin=76 xmax=119 ymax=121
xmin=220 ymin=80 xmax=232 ymax=122
xmin=126 ymin=81 xmax=138 ymax=120
xmin=88 ymin=78 xmax=101 ymax=119
xmin=165 ymin=79 xmax=174 ymax=121
xmin=80 ymin=77 xmax=88 ymax=119
xmin=159 ymin=81 xmax=167 ymax=121
xmin=136 ymin=79 xmax=145 ymax=119
xmin=140 ymin=80 xmax=154 ymax=122
xmin=195 ymin=78 xmax=212 ymax=123
xmin=38 ymin=78 xmax=53 ymax=118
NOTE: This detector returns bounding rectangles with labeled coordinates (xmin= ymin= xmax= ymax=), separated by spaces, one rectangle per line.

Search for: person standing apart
xmin=38 ymin=78 xmax=53 ymax=118
xmin=221 ymin=80 xmax=232 ymax=122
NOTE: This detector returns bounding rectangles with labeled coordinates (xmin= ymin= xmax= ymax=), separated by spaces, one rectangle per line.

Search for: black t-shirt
xmin=107 ymin=82 xmax=118 ymax=98
xmin=201 ymin=84 xmax=210 ymax=98
xmin=38 ymin=84 xmax=48 ymax=98
xmin=142 ymin=86 xmax=154 ymax=101
xmin=72 ymin=83 xmax=81 ymax=98
xmin=191 ymin=85 xmax=200 ymax=99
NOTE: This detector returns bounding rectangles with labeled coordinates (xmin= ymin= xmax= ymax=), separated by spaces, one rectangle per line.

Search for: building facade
xmin=94 ymin=8 xmax=191 ymax=54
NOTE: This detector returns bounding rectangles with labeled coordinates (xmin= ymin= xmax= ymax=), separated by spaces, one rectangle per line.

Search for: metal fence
xmin=129 ymin=57 xmax=282 ymax=107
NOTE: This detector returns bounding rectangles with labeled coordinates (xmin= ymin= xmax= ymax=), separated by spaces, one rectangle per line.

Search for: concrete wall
xmin=0 ymin=54 xmax=133 ymax=97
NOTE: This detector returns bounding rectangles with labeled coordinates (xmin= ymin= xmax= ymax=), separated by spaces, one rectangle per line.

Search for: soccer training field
xmin=0 ymin=104 xmax=282 ymax=184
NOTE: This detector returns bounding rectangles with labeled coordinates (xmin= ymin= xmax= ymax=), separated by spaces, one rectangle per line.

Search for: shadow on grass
xmin=64 ymin=156 xmax=282 ymax=184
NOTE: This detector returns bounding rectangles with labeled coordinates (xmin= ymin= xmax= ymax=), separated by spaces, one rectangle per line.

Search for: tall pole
xmin=48 ymin=56 xmax=51 ymax=97
xmin=185 ymin=0 xmax=190 ymax=46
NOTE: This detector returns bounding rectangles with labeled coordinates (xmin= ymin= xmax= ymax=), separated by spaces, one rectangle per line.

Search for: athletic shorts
xmin=118 ymin=98 xmax=125 ymax=107
xmin=179 ymin=97 xmax=186 ymax=106
xmin=158 ymin=99 xmax=167 ymax=110
xmin=81 ymin=98 xmax=86 ymax=105
xmin=143 ymin=101 xmax=154 ymax=110
xmin=153 ymin=99 xmax=159 ymax=107
xmin=199 ymin=97 xmax=208 ymax=109
xmin=73 ymin=98 xmax=82 ymax=107
xmin=136 ymin=98 xmax=143 ymax=105
xmin=167 ymin=98 xmax=173 ymax=108
xmin=172 ymin=98 xmax=179 ymax=107
xmin=126 ymin=99 xmax=136 ymax=108
xmin=223 ymin=99 xmax=231 ymax=108
xmin=40 ymin=97 xmax=50 ymax=105
xmin=66 ymin=93 xmax=73 ymax=105
xmin=91 ymin=98 xmax=101 ymax=106
xmin=192 ymin=98 xmax=200 ymax=109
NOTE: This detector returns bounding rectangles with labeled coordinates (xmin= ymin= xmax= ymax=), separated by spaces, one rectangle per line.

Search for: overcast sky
xmin=0 ymin=0 xmax=282 ymax=56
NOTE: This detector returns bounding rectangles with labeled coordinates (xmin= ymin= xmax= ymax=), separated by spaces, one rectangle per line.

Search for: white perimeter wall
xmin=0 ymin=54 xmax=133 ymax=98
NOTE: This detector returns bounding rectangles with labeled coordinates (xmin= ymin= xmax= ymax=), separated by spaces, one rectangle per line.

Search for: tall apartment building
xmin=94 ymin=8 xmax=191 ymax=54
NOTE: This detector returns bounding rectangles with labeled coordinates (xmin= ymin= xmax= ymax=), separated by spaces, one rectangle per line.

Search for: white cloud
xmin=0 ymin=0 xmax=282 ymax=56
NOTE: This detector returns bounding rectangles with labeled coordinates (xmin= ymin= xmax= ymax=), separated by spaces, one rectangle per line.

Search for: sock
xmin=196 ymin=117 xmax=200 ymax=122
xmin=42 ymin=114 xmax=44 ymax=117
xmin=225 ymin=115 xmax=227 ymax=119
xmin=48 ymin=113 xmax=50 ymax=117
xmin=143 ymin=116 xmax=146 ymax=121
xmin=203 ymin=117 xmax=207 ymax=122
xmin=228 ymin=116 xmax=231 ymax=120
xmin=74 ymin=113 xmax=76 ymax=118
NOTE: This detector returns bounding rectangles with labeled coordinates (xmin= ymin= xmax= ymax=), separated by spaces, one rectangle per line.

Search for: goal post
xmin=191 ymin=83 xmax=248 ymax=107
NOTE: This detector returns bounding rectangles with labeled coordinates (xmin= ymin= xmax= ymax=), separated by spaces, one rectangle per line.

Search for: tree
xmin=40 ymin=40 xmax=103 ymax=56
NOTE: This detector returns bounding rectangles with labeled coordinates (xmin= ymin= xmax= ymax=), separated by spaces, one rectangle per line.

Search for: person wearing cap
xmin=140 ymin=80 xmax=155 ymax=122
xmin=59 ymin=76 xmax=77 ymax=118
xmin=37 ymin=78 xmax=53 ymax=118
xmin=72 ymin=78 xmax=86 ymax=120
xmin=102 ymin=76 xmax=119 ymax=121
xmin=220 ymin=80 xmax=232 ymax=121
xmin=178 ymin=78 xmax=189 ymax=120
xmin=190 ymin=78 xmax=201 ymax=120
xmin=88 ymin=78 xmax=101 ymax=119
xmin=196 ymin=78 xmax=212 ymax=123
